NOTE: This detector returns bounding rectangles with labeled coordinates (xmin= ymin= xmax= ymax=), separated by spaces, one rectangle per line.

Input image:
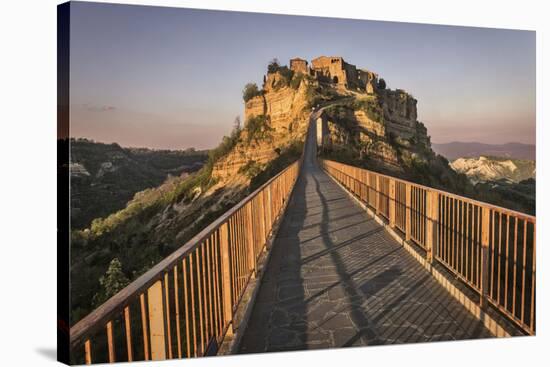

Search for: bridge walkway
xmin=239 ymin=121 xmax=492 ymax=353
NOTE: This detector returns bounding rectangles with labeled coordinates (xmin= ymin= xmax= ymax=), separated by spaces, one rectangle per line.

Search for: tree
xmin=243 ymin=83 xmax=262 ymax=102
xmin=377 ymin=78 xmax=386 ymax=90
xmin=205 ymin=118 xmax=242 ymax=170
xmin=267 ymin=58 xmax=280 ymax=73
xmin=245 ymin=115 xmax=274 ymax=144
xmin=94 ymin=258 xmax=130 ymax=306
xmin=233 ymin=116 xmax=241 ymax=131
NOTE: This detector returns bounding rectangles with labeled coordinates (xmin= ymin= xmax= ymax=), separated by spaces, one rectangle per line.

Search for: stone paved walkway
xmin=239 ymin=120 xmax=492 ymax=353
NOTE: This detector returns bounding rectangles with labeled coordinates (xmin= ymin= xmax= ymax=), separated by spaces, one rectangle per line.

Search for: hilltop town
xmin=293 ymin=56 xmax=428 ymax=146
xmin=213 ymin=56 xmax=433 ymax=186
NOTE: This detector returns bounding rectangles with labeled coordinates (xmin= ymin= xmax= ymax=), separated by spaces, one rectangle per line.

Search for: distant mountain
xmin=450 ymin=156 xmax=536 ymax=184
xmin=67 ymin=138 xmax=207 ymax=229
xmin=432 ymin=142 xmax=535 ymax=161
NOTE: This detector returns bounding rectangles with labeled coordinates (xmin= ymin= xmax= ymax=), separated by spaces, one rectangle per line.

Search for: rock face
xmin=379 ymin=89 xmax=416 ymax=138
xmin=353 ymin=109 xmax=386 ymax=137
xmin=283 ymin=55 xmax=441 ymax=181
xmin=451 ymin=156 xmax=536 ymax=184
xmin=262 ymin=72 xmax=310 ymax=131
xmin=214 ymin=55 xmax=432 ymax=184
xmin=244 ymin=95 xmax=266 ymax=121
xmin=212 ymin=71 xmax=311 ymax=182
xmin=96 ymin=161 xmax=117 ymax=178
xmin=70 ymin=162 xmax=91 ymax=177
xmin=292 ymin=56 xmax=431 ymax=164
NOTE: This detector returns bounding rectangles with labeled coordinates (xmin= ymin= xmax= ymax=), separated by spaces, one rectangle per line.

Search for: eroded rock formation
xmin=214 ymin=55 xmax=433 ymax=184
xmin=212 ymin=70 xmax=311 ymax=182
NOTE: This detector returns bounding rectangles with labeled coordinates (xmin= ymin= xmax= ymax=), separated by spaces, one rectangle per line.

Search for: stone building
xmin=288 ymin=56 xmax=377 ymax=94
xmin=358 ymin=69 xmax=378 ymax=94
xmin=287 ymin=56 xmax=429 ymax=146
xmin=310 ymin=56 xmax=359 ymax=88
xmin=289 ymin=57 xmax=308 ymax=74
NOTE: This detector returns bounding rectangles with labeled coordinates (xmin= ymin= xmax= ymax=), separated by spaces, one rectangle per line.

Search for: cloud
xmin=81 ymin=103 xmax=116 ymax=112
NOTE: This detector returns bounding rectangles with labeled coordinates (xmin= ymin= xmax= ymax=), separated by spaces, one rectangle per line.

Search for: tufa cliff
xmin=212 ymin=56 xmax=431 ymax=187
xmin=211 ymin=55 xmax=467 ymax=201
xmin=211 ymin=67 xmax=312 ymax=183
xmin=297 ymin=56 xmax=442 ymax=187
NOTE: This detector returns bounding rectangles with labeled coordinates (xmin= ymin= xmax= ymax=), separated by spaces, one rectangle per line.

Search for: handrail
xmin=70 ymin=158 xmax=302 ymax=363
xmin=327 ymin=161 xmax=534 ymax=221
xmin=321 ymin=159 xmax=536 ymax=335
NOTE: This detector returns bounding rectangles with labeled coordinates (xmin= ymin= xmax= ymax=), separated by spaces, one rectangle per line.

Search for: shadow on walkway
xmin=239 ymin=120 xmax=492 ymax=354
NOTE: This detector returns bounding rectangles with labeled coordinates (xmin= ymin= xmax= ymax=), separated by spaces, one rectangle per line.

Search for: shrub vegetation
xmin=245 ymin=115 xmax=274 ymax=144
xmin=243 ymin=83 xmax=263 ymax=102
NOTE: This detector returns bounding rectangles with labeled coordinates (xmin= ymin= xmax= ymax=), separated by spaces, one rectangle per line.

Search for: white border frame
xmin=0 ymin=0 xmax=546 ymax=366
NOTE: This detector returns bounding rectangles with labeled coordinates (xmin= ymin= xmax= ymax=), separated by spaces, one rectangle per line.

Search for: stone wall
xmin=358 ymin=69 xmax=378 ymax=94
xmin=311 ymin=56 xmax=350 ymax=86
xmin=290 ymin=58 xmax=308 ymax=74
xmin=343 ymin=62 xmax=359 ymax=89
xmin=310 ymin=56 xmax=376 ymax=91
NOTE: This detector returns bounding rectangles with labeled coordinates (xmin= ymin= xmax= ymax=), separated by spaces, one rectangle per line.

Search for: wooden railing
xmin=70 ymin=160 xmax=301 ymax=364
xmin=321 ymin=159 xmax=536 ymax=335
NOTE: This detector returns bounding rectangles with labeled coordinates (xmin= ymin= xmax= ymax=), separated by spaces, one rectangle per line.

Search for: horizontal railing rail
xmin=70 ymin=160 xmax=301 ymax=364
xmin=321 ymin=159 xmax=536 ymax=335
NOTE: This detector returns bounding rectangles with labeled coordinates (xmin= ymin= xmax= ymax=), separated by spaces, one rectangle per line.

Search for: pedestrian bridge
xmin=69 ymin=117 xmax=536 ymax=364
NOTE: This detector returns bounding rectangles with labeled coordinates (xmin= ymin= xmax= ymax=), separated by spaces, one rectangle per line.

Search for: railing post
xmin=266 ymin=187 xmax=272 ymax=236
xmin=84 ymin=340 xmax=92 ymax=364
xmin=246 ymin=202 xmax=256 ymax=278
xmin=147 ymin=280 xmax=167 ymax=360
xmin=426 ymin=191 xmax=438 ymax=263
xmin=349 ymin=169 xmax=357 ymax=197
xmin=389 ymin=179 xmax=396 ymax=228
xmin=259 ymin=192 xmax=267 ymax=250
xmin=376 ymin=174 xmax=380 ymax=214
xmin=480 ymin=207 xmax=490 ymax=309
xmin=219 ymin=223 xmax=234 ymax=337
xmin=405 ymin=183 xmax=411 ymax=242
xmin=353 ymin=168 xmax=361 ymax=201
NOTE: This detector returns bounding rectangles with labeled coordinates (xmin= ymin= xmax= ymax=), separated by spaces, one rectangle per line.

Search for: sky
xmin=69 ymin=2 xmax=536 ymax=150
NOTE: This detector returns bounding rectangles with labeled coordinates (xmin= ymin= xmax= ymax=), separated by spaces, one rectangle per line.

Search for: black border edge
xmin=57 ymin=1 xmax=71 ymax=365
